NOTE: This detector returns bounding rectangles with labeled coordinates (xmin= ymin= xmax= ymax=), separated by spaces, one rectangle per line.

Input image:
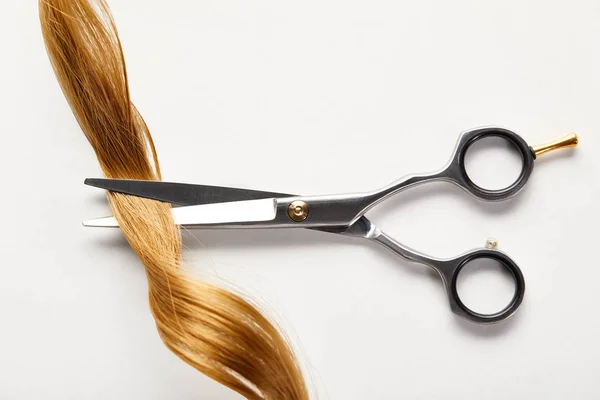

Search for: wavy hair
xmin=39 ymin=1 xmax=309 ymax=398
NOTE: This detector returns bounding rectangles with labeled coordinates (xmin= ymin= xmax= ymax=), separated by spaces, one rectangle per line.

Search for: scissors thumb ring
xmin=445 ymin=249 xmax=525 ymax=323
xmin=373 ymin=230 xmax=525 ymax=324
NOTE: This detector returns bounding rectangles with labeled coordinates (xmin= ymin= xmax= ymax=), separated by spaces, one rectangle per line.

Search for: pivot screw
xmin=288 ymin=200 xmax=309 ymax=222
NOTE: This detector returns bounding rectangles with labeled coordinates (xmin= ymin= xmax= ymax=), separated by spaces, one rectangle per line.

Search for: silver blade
xmin=85 ymin=178 xmax=293 ymax=206
xmin=83 ymin=198 xmax=277 ymax=228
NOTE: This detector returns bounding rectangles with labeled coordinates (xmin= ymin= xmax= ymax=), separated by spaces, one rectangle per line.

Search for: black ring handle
xmin=444 ymin=249 xmax=525 ymax=324
xmin=448 ymin=127 xmax=535 ymax=201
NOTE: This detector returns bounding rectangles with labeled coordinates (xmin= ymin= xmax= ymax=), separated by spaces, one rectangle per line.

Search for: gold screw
xmin=288 ymin=200 xmax=309 ymax=222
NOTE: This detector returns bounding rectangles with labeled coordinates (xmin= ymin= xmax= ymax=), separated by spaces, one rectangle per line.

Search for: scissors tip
xmin=84 ymin=178 xmax=105 ymax=187
xmin=82 ymin=216 xmax=119 ymax=228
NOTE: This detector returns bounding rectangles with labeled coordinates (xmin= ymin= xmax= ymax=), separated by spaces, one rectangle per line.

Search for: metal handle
xmin=444 ymin=127 xmax=536 ymax=201
xmin=367 ymin=127 xmax=535 ymax=213
xmin=373 ymin=231 xmax=525 ymax=324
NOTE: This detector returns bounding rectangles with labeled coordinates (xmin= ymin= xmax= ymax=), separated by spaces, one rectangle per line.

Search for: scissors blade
xmin=84 ymin=181 xmax=369 ymax=230
xmin=84 ymin=178 xmax=292 ymax=206
xmin=83 ymin=198 xmax=278 ymax=227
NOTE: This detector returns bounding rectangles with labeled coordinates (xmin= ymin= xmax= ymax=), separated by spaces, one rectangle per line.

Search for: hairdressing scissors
xmin=83 ymin=127 xmax=578 ymax=324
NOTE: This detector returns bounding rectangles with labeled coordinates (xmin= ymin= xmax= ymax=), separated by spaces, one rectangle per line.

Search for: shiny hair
xmin=39 ymin=1 xmax=309 ymax=398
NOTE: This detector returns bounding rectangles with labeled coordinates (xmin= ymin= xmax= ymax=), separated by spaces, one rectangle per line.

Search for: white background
xmin=2 ymin=0 xmax=600 ymax=399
